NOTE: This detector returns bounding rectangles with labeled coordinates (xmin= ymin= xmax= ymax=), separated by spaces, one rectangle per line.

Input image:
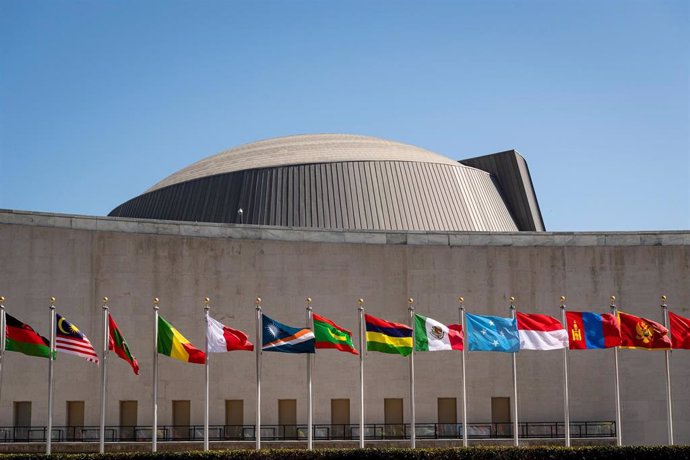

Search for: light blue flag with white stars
xmin=466 ymin=313 xmax=519 ymax=352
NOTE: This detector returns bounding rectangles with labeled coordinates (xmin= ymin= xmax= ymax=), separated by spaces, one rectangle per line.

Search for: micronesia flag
xmin=262 ymin=314 xmax=315 ymax=353
xmin=466 ymin=313 xmax=519 ymax=352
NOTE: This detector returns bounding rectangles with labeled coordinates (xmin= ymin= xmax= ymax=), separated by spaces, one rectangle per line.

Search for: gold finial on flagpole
xmin=256 ymin=297 xmax=262 ymax=305
xmin=204 ymin=297 xmax=210 ymax=313
xmin=509 ymin=296 xmax=516 ymax=310
xmin=50 ymin=297 xmax=56 ymax=310
xmin=609 ymin=296 xmax=616 ymax=307
xmin=0 ymin=296 xmax=4 ymax=304
xmin=357 ymin=298 xmax=364 ymax=305
xmin=661 ymin=295 xmax=667 ymax=303
xmin=458 ymin=297 xmax=464 ymax=304
xmin=307 ymin=297 xmax=312 ymax=304
xmin=153 ymin=297 xmax=159 ymax=311
xmin=103 ymin=297 xmax=109 ymax=304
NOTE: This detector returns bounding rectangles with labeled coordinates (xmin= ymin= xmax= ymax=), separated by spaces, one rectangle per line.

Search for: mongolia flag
xmin=565 ymin=311 xmax=621 ymax=350
xmin=516 ymin=312 xmax=568 ymax=350
xmin=618 ymin=311 xmax=671 ymax=350
xmin=669 ymin=311 xmax=690 ymax=349
xmin=262 ymin=314 xmax=315 ymax=353
xmin=365 ymin=314 xmax=413 ymax=356
xmin=466 ymin=313 xmax=519 ymax=352
xmin=157 ymin=315 xmax=206 ymax=364
xmin=207 ymin=315 xmax=254 ymax=352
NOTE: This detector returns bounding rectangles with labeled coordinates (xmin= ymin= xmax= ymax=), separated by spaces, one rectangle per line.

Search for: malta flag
xmin=516 ymin=312 xmax=568 ymax=350
xmin=618 ymin=311 xmax=671 ymax=350
xmin=669 ymin=311 xmax=690 ymax=349
xmin=207 ymin=316 xmax=254 ymax=352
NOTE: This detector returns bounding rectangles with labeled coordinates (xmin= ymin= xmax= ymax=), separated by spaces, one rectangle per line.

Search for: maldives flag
xmin=565 ymin=311 xmax=621 ymax=350
xmin=618 ymin=311 xmax=671 ymax=350
xmin=206 ymin=316 xmax=254 ymax=352
xmin=516 ymin=312 xmax=568 ymax=350
xmin=669 ymin=311 xmax=690 ymax=349
xmin=108 ymin=315 xmax=139 ymax=375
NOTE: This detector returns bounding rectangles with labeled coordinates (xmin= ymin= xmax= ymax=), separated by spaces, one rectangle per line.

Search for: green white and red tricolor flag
xmin=108 ymin=315 xmax=139 ymax=374
xmin=313 ymin=313 xmax=358 ymax=355
xmin=5 ymin=313 xmax=53 ymax=359
xmin=414 ymin=314 xmax=463 ymax=351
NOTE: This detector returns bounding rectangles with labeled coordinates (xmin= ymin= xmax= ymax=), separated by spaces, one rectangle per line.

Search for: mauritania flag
xmin=466 ymin=313 xmax=519 ymax=352
xmin=157 ymin=315 xmax=206 ymax=364
xmin=262 ymin=314 xmax=315 ymax=353
xmin=365 ymin=314 xmax=413 ymax=356
xmin=313 ymin=313 xmax=358 ymax=354
xmin=414 ymin=314 xmax=463 ymax=351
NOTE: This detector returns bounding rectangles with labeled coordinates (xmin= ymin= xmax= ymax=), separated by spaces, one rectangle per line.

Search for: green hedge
xmin=1 ymin=447 xmax=689 ymax=460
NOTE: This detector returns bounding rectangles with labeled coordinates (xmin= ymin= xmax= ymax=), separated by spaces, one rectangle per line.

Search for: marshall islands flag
xmin=466 ymin=313 xmax=519 ymax=352
xmin=262 ymin=314 xmax=315 ymax=353
xmin=365 ymin=314 xmax=413 ymax=356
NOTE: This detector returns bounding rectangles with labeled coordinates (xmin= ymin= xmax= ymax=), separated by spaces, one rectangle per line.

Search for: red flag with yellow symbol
xmin=618 ymin=311 xmax=671 ymax=350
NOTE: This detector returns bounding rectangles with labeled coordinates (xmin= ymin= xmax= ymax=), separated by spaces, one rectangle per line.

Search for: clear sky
xmin=1 ymin=1 xmax=688 ymax=231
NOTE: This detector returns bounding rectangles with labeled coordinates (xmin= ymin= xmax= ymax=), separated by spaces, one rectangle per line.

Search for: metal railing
xmin=0 ymin=421 xmax=615 ymax=442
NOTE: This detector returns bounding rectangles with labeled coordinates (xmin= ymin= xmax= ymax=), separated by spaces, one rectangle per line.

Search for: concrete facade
xmin=0 ymin=210 xmax=688 ymax=445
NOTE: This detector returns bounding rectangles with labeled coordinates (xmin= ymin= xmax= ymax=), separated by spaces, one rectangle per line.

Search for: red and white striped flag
xmin=56 ymin=314 xmax=99 ymax=363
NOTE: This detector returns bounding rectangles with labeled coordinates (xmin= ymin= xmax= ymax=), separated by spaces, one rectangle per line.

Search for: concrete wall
xmin=0 ymin=210 xmax=688 ymax=445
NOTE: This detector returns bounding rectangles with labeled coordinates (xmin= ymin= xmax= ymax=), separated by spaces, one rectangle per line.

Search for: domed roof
xmin=148 ymin=133 xmax=462 ymax=192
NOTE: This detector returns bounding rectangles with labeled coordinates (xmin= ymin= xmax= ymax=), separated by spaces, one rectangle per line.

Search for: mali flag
xmin=157 ymin=315 xmax=206 ymax=364
xmin=618 ymin=311 xmax=671 ymax=350
xmin=365 ymin=314 xmax=412 ymax=356
xmin=313 ymin=313 xmax=358 ymax=354
xmin=5 ymin=313 xmax=53 ymax=359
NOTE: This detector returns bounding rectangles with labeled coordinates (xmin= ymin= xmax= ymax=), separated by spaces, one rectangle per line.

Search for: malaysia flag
xmin=206 ymin=315 xmax=254 ymax=352
xmin=516 ymin=312 xmax=568 ymax=350
xmin=55 ymin=314 xmax=99 ymax=364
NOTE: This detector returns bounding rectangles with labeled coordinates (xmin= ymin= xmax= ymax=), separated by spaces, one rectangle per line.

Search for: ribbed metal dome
xmin=110 ymin=134 xmax=529 ymax=232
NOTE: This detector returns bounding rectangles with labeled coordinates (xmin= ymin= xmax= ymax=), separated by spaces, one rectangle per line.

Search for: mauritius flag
xmin=365 ymin=314 xmax=413 ymax=356
xmin=262 ymin=314 xmax=315 ymax=353
xmin=565 ymin=311 xmax=621 ymax=350
xmin=313 ymin=313 xmax=358 ymax=354
xmin=157 ymin=315 xmax=206 ymax=364
xmin=5 ymin=313 xmax=53 ymax=359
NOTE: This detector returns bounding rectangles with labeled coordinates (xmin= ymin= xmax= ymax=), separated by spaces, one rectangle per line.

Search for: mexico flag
xmin=206 ymin=316 xmax=254 ymax=352
xmin=517 ymin=312 xmax=568 ymax=350
xmin=414 ymin=314 xmax=463 ymax=351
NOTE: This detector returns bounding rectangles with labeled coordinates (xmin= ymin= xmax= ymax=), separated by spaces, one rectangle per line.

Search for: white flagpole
xmin=610 ymin=296 xmax=622 ymax=446
xmin=560 ymin=296 xmax=571 ymax=447
xmin=0 ymin=296 xmax=6 ymax=406
xmin=47 ymin=296 xmax=56 ymax=455
xmin=661 ymin=295 xmax=673 ymax=445
xmin=204 ymin=297 xmax=210 ymax=452
xmin=306 ymin=297 xmax=313 ymax=450
xmin=152 ymin=298 xmax=159 ymax=453
xmin=509 ymin=296 xmax=518 ymax=447
xmin=255 ymin=297 xmax=262 ymax=450
xmin=99 ymin=297 xmax=110 ymax=454
xmin=459 ymin=297 xmax=468 ymax=447
xmin=358 ymin=298 xmax=365 ymax=448
xmin=408 ymin=298 xmax=416 ymax=448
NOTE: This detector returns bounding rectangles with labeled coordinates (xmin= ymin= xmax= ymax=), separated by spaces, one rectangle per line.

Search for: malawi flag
xmin=157 ymin=315 xmax=206 ymax=364
xmin=313 ymin=313 xmax=358 ymax=354
xmin=669 ymin=311 xmax=690 ymax=349
xmin=108 ymin=315 xmax=139 ymax=374
xmin=618 ymin=311 xmax=671 ymax=350
xmin=365 ymin=314 xmax=413 ymax=356
xmin=5 ymin=313 xmax=52 ymax=359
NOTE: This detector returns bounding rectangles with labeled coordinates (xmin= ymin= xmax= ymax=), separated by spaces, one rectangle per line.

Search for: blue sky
xmin=1 ymin=0 xmax=688 ymax=231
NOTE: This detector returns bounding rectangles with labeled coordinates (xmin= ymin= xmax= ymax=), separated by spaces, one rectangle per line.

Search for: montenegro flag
xmin=618 ymin=311 xmax=671 ymax=350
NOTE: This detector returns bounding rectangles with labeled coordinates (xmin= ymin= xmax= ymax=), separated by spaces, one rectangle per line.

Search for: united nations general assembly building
xmin=0 ymin=134 xmax=688 ymax=450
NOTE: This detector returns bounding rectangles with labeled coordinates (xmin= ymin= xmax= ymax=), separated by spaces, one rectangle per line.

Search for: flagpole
xmin=458 ymin=297 xmax=468 ymax=447
xmin=610 ymin=296 xmax=622 ymax=446
xmin=560 ymin=296 xmax=571 ymax=447
xmin=306 ymin=297 xmax=313 ymax=451
xmin=204 ymin=297 xmax=210 ymax=452
xmin=357 ymin=298 xmax=365 ymax=449
xmin=255 ymin=297 xmax=262 ymax=451
xmin=408 ymin=298 xmax=416 ymax=449
xmin=661 ymin=295 xmax=673 ymax=445
xmin=509 ymin=296 xmax=518 ymax=447
xmin=99 ymin=297 xmax=110 ymax=454
xmin=47 ymin=296 xmax=56 ymax=455
xmin=0 ymin=296 xmax=6 ymax=407
xmin=152 ymin=298 xmax=159 ymax=453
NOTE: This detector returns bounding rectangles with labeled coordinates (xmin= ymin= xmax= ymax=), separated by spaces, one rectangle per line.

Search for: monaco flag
xmin=516 ymin=312 xmax=568 ymax=350
xmin=206 ymin=316 xmax=254 ymax=352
